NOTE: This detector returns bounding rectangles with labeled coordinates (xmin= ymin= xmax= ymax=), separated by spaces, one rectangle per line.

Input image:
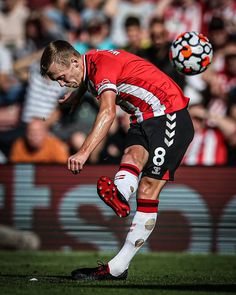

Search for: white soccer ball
xmin=169 ymin=31 xmax=213 ymax=75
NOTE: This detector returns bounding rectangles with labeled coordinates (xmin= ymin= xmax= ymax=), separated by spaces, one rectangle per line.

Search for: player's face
xmin=48 ymin=57 xmax=84 ymax=88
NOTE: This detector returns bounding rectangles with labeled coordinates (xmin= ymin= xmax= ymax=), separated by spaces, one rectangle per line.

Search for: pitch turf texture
xmin=0 ymin=251 xmax=235 ymax=295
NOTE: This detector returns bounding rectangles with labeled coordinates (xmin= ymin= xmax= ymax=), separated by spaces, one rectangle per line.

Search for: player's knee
xmin=123 ymin=147 xmax=144 ymax=168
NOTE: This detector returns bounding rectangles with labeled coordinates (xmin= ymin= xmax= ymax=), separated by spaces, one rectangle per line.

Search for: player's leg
xmin=108 ymin=176 xmax=166 ymax=276
xmin=97 ymin=144 xmax=149 ymax=217
xmin=71 ymin=176 xmax=166 ymax=280
xmin=71 ymin=145 xmax=150 ymax=280
xmin=114 ymin=144 xmax=148 ymax=199
xmin=107 ymin=108 xmax=194 ymax=277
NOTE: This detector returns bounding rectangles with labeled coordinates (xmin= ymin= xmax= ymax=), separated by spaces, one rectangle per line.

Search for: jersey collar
xmin=82 ymin=54 xmax=87 ymax=83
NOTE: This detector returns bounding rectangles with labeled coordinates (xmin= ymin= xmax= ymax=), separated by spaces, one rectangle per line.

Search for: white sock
xmin=108 ymin=203 xmax=158 ymax=276
xmin=114 ymin=164 xmax=140 ymax=202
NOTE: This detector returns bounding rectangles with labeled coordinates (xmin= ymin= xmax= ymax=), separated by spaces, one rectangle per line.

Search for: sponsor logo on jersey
xmin=152 ymin=166 xmax=161 ymax=175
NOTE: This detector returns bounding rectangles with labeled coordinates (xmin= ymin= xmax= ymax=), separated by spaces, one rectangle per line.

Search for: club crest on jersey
xmin=89 ymin=61 xmax=97 ymax=76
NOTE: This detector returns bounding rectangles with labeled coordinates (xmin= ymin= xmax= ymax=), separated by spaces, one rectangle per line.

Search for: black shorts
xmin=125 ymin=108 xmax=194 ymax=181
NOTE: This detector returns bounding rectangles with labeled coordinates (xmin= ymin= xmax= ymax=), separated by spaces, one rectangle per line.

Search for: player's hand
xmin=68 ymin=152 xmax=88 ymax=175
xmin=59 ymin=91 xmax=80 ymax=114
xmin=58 ymin=91 xmax=74 ymax=104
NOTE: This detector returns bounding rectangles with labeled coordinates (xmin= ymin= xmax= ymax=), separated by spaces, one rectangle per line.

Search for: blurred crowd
xmin=0 ymin=0 xmax=236 ymax=166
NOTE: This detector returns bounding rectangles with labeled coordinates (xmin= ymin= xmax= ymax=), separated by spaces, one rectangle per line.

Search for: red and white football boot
xmin=97 ymin=176 xmax=130 ymax=218
xmin=71 ymin=262 xmax=128 ymax=281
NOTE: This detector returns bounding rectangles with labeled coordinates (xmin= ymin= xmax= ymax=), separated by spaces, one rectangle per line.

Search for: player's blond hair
xmin=40 ymin=40 xmax=81 ymax=77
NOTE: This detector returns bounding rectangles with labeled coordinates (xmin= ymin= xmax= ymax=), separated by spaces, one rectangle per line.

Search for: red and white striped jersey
xmin=182 ymin=128 xmax=227 ymax=166
xmin=83 ymin=49 xmax=189 ymax=123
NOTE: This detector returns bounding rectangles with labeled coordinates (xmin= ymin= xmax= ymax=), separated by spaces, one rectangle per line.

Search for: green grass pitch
xmin=0 ymin=251 xmax=235 ymax=295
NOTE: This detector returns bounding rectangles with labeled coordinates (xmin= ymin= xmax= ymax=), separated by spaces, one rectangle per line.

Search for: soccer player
xmin=40 ymin=40 xmax=194 ymax=280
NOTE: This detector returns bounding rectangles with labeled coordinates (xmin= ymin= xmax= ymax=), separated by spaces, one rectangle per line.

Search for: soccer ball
xmin=169 ymin=31 xmax=213 ymax=75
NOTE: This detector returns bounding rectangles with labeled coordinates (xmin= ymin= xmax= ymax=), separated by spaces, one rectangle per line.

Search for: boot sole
xmin=97 ymin=176 xmax=130 ymax=218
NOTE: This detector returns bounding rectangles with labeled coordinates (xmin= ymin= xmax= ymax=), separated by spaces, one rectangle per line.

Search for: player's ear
xmin=71 ymin=58 xmax=79 ymax=68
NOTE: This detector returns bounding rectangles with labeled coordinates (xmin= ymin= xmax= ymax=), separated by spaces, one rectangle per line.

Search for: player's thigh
xmin=121 ymin=144 xmax=149 ymax=171
xmin=138 ymin=176 xmax=166 ymax=200
xmin=122 ymin=123 xmax=150 ymax=170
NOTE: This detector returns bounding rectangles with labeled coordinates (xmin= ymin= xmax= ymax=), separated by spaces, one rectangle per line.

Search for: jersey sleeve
xmin=92 ymin=54 xmax=123 ymax=97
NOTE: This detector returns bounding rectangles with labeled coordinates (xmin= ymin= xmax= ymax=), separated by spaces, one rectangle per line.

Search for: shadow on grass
xmin=0 ymin=274 xmax=235 ymax=293
xmin=86 ymin=284 xmax=236 ymax=293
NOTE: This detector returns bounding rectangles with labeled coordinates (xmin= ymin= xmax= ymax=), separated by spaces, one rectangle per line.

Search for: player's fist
xmin=67 ymin=152 xmax=88 ymax=175
xmin=58 ymin=92 xmax=73 ymax=104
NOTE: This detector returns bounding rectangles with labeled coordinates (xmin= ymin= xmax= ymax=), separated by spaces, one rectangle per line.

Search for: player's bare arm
xmin=68 ymin=90 xmax=117 ymax=174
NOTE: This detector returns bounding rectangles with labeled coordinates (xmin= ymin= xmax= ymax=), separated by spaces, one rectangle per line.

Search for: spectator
xmin=207 ymin=16 xmax=232 ymax=72
xmin=0 ymin=102 xmax=24 ymax=158
xmin=42 ymin=0 xmax=81 ymax=40
xmin=0 ymin=41 xmax=24 ymax=106
xmin=0 ymin=40 xmax=25 ymax=158
xmin=155 ymin=0 xmax=203 ymax=41
xmin=144 ymin=16 xmax=185 ymax=89
xmin=203 ymin=0 xmax=236 ymax=37
xmin=201 ymin=45 xmax=236 ymax=120
xmin=104 ymin=0 xmax=155 ymax=47
xmin=21 ymin=61 xmax=66 ymax=126
xmin=42 ymin=0 xmax=71 ymax=31
xmin=227 ymin=86 xmax=236 ymax=165
xmin=80 ymin=0 xmax=105 ymax=24
xmin=40 ymin=7 xmax=67 ymax=41
xmin=10 ymin=118 xmax=69 ymax=163
xmin=198 ymin=42 xmax=236 ymax=166
xmin=15 ymin=15 xmax=51 ymax=60
xmin=183 ymin=104 xmax=236 ymax=165
xmin=28 ymin=0 xmax=51 ymax=10
xmin=122 ymin=15 xmax=148 ymax=58
xmin=73 ymin=15 xmax=116 ymax=53
xmin=13 ymin=15 xmax=52 ymax=82
xmin=0 ymin=0 xmax=30 ymax=55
